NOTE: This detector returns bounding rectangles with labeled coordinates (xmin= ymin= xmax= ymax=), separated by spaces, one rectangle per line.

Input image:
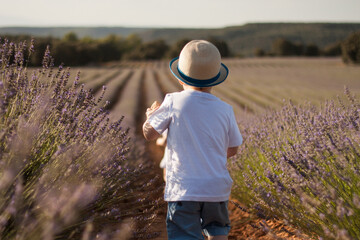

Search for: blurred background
xmin=1 ymin=0 xmax=360 ymax=65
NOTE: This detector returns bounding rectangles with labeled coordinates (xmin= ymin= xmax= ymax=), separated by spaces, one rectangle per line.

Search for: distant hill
xmin=137 ymin=23 xmax=360 ymax=56
xmin=1 ymin=23 xmax=360 ymax=56
xmin=0 ymin=26 xmax=148 ymax=39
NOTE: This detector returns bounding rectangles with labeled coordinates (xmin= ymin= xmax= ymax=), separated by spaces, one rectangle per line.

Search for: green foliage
xmin=342 ymin=32 xmax=360 ymax=64
xmin=262 ymin=38 xmax=326 ymax=57
xmin=1 ymin=33 xmax=173 ymax=65
xmin=62 ymin=32 xmax=79 ymax=42
xmin=124 ymin=34 xmax=142 ymax=49
xmin=124 ymin=39 xmax=169 ymax=60
xmin=5 ymin=24 xmax=354 ymax=64
xmin=96 ymin=34 xmax=124 ymax=62
xmin=254 ymin=48 xmax=265 ymax=57
xmin=167 ymin=38 xmax=191 ymax=59
xmin=323 ymin=42 xmax=342 ymax=56
xmin=304 ymin=43 xmax=320 ymax=56
xmin=272 ymin=38 xmax=303 ymax=56
xmin=1 ymin=23 xmax=360 ymax=56
xmin=207 ymin=37 xmax=231 ymax=57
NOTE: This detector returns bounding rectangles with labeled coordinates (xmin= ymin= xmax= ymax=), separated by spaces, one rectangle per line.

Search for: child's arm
xmin=143 ymin=101 xmax=161 ymax=141
xmin=227 ymin=146 xmax=238 ymax=158
xmin=143 ymin=122 xmax=161 ymax=141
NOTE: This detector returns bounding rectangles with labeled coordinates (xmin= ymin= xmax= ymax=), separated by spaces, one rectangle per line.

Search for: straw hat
xmin=169 ymin=40 xmax=229 ymax=87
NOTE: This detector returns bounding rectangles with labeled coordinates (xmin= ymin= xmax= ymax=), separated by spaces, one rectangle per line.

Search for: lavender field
xmin=71 ymin=57 xmax=360 ymax=125
xmin=1 ymin=40 xmax=360 ymax=239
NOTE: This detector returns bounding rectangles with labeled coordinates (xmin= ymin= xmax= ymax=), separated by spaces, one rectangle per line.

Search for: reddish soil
xmin=135 ymin=74 xmax=311 ymax=239
xmin=145 ymin=142 xmax=311 ymax=240
xmin=227 ymin=200 xmax=311 ymax=240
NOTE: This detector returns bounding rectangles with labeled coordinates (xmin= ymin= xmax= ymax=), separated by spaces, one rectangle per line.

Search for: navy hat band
xmin=177 ymin=66 xmax=221 ymax=86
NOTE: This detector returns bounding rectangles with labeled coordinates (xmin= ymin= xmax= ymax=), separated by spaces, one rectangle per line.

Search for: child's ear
xmin=178 ymin=80 xmax=185 ymax=86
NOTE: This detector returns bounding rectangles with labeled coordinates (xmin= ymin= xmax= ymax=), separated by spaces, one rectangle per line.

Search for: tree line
xmin=2 ymin=31 xmax=359 ymax=66
xmin=1 ymin=33 xmax=230 ymax=67
xmin=255 ymin=31 xmax=360 ymax=64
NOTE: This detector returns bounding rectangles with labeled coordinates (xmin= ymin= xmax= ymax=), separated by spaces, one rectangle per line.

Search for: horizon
xmin=1 ymin=0 xmax=360 ymax=28
xmin=1 ymin=21 xmax=360 ymax=30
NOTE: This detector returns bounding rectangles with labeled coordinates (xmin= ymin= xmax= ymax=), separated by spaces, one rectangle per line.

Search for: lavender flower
xmin=0 ymin=39 xmax=160 ymax=240
xmin=231 ymin=92 xmax=360 ymax=239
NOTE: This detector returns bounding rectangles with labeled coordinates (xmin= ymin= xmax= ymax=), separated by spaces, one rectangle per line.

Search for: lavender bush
xmin=230 ymin=89 xmax=360 ymax=239
xmin=0 ymin=39 xmax=159 ymax=239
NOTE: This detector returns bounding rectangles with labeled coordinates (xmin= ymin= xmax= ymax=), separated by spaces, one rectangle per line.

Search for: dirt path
xmin=145 ymin=142 xmax=168 ymax=239
xmin=132 ymin=66 xmax=310 ymax=240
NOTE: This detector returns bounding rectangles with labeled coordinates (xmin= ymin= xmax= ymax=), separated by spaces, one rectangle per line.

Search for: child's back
xmin=156 ymin=89 xmax=240 ymax=201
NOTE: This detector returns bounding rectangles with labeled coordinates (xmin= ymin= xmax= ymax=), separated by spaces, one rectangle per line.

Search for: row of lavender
xmin=0 ymin=40 xmax=161 ymax=239
xmin=230 ymin=92 xmax=360 ymax=239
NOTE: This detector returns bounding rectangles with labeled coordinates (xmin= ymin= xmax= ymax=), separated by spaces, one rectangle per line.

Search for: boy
xmin=143 ymin=40 xmax=243 ymax=240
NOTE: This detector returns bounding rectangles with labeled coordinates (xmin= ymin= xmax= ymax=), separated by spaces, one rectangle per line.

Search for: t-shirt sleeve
xmin=228 ymin=107 xmax=243 ymax=147
xmin=148 ymin=94 xmax=172 ymax=134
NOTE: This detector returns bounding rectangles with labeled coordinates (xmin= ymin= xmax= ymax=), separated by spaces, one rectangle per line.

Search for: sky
xmin=1 ymin=0 xmax=360 ymax=28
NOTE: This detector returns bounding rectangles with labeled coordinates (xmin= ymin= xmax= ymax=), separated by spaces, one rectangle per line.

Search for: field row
xmin=67 ymin=58 xmax=360 ymax=133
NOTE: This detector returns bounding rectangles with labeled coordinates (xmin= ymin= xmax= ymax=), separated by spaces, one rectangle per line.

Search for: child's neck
xmin=183 ymin=85 xmax=212 ymax=93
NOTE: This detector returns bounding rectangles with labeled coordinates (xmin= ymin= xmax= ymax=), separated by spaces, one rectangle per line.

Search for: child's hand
xmin=146 ymin=101 xmax=160 ymax=119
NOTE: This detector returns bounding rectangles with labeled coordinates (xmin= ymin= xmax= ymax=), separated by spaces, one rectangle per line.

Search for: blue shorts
xmin=166 ymin=201 xmax=231 ymax=240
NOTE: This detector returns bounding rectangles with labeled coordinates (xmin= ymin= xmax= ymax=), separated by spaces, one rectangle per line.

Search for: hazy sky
xmin=1 ymin=0 xmax=360 ymax=28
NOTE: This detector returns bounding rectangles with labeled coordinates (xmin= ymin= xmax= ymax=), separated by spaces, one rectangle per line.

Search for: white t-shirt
xmin=148 ymin=89 xmax=243 ymax=202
